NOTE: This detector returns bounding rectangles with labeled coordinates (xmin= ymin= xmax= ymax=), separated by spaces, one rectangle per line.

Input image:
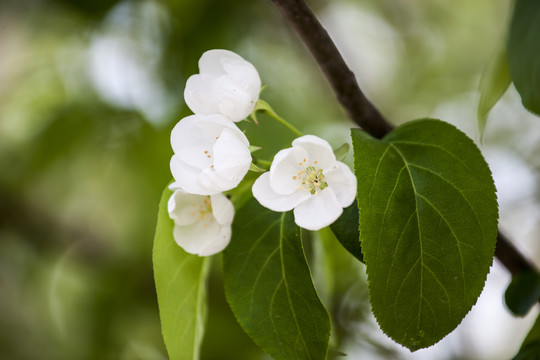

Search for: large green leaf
xmin=153 ymin=185 xmax=210 ymax=360
xmin=223 ymin=199 xmax=330 ymax=360
xmin=513 ymin=314 xmax=540 ymax=360
xmin=351 ymin=119 xmax=498 ymax=350
xmin=508 ymin=0 xmax=540 ymax=115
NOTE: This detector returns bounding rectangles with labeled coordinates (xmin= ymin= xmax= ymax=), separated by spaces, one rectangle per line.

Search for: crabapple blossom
xmin=184 ymin=49 xmax=261 ymax=122
xmin=168 ymin=187 xmax=234 ymax=256
xmin=252 ymin=135 xmax=357 ymax=231
xmin=170 ymin=114 xmax=252 ymax=195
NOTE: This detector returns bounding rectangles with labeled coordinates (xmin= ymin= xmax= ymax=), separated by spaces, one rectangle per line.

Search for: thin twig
xmin=270 ymin=0 xmax=538 ymax=277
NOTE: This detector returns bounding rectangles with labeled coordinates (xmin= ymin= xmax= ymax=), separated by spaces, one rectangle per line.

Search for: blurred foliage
xmin=1 ymin=0 xmax=535 ymax=359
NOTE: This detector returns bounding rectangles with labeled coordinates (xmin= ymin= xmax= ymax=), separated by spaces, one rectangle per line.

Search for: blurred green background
xmin=1 ymin=0 xmax=539 ymax=359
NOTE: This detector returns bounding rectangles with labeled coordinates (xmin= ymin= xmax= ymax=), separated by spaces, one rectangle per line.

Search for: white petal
xmin=168 ymin=189 xmax=202 ymax=226
xmin=199 ymin=49 xmax=244 ymax=76
xmin=170 ymin=155 xmax=208 ymax=195
xmin=252 ymin=172 xmax=311 ymax=212
xmin=221 ymin=57 xmax=261 ymax=99
xmin=213 ymin=127 xmax=251 ymax=184
xmin=170 ymin=114 xmax=215 ymax=155
xmin=184 ymin=74 xmax=221 ymax=115
xmin=210 ymin=193 xmax=235 ymax=225
xmin=171 ymin=114 xmax=233 ymax=153
xmin=293 ymin=135 xmax=336 ymax=170
xmin=168 ymin=182 xmax=181 ymax=191
xmin=325 ymin=161 xmax=357 ymax=207
xmin=269 ymin=146 xmax=308 ymax=195
xmin=172 ymin=114 xmax=242 ymax=169
xmin=293 ymin=187 xmax=343 ymax=231
xmin=173 ymin=220 xmax=222 ymax=256
xmin=198 ymin=225 xmax=231 ymax=256
xmin=197 ymin=168 xmax=238 ymax=194
xmin=212 ymin=75 xmax=254 ymax=121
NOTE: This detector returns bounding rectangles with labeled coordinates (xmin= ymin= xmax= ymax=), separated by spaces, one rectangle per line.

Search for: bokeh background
xmin=1 ymin=0 xmax=539 ymax=359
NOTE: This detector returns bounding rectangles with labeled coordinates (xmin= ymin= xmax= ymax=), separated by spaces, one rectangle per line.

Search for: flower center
xmin=191 ymin=196 xmax=214 ymax=226
xmin=293 ymin=159 xmax=328 ymax=195
xmin=203 ymin=136 xmax=219 ymax=169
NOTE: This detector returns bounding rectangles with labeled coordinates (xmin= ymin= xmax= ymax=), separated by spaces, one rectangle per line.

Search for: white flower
xmin=168 ymin=188 xmax=234 ymax=256
xmin=184 ymin=49 xmax=261 ymax=122
xmin=170 ymin=114 xmax=252 ymax=195
xmin=252 ymin=135 xmax=357 ymax=231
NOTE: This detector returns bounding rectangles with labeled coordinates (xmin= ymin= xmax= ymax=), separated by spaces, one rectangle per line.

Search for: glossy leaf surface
xmin=351 ymin=119 xmax=498 ymax=350
xmin=223 ymin=199 xmax=330 ymax=360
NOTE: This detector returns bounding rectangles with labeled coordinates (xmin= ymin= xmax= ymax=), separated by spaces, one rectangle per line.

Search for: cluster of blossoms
xmin=168 ymin=49 xmax=357 ymax=256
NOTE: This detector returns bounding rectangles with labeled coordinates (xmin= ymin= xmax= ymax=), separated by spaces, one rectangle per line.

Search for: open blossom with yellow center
xmin=252 ymin=135 xmax=357 ymax=231
xmin=168 ymin=187 xmax=234 ymax=256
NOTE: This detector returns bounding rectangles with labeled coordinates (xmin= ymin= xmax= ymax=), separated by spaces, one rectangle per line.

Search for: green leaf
xmin=505 ymin=270 xmax=540 ymax=317
xmin=249 ymin=163 xmax=266 ymax=173
xmin=223 ymin=199 xmax=331 ymax=360
xmin=153 ymin=185 xmax=210 ymax=360
xmin=333 ymin=143 xmax=350 ymax=162
xmin=477 ymin=41 xmax=511 ymax=139
xmin=513 ymin=314 xmax=540 ymax=360
xmin=351 ymin=119 xmax=498 ymax=351
xmin=329 ymin=201 xmax=363 ymax=263
xmin=508 ymin=0 xmax=540 ymax=115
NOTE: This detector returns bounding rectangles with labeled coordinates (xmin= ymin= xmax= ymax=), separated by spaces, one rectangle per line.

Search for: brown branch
xmin=271 ymin=0 xmax=538 ymax=277
xmin=270 ymin=0 xmax=393 ymax=139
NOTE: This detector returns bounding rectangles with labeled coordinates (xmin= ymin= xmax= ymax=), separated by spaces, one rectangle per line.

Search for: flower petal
xmin=172 ymin=114 xmax=244 ymax=169
xmin=252 ymin=172 xmax=310 ymax=212
xmin=198 ymin=49 xmax=244 ymax=76
xmin=212 ymin=75 xmax=254 ymax=121
xmin=198 ymin=225 xmax=231 ymax=256
xmin=184 ymin=74 xmax=221 ymax=116
xmin=171 ymin=114 xmax=233 ymax=153
xmin=170 ymin=155 xmax=208 ymax=195
xmin=269 ymin=146 xmax=308 ymax=195
xmin=325 ymin=161 xmax=357 ymax=207
xmin=168 ymin=181 xmax=181 ymax=191
xmin=221 ymin=57 xmax=261 ymax=99
xmin=293 ymin=187 xmax=343 ymax=231
xmin=293 ymin=135 xmax=336 ymax=170
xmin=173 ymin=220 xmax=222 ymax=256
xmin=213 ymin=127 xmax=251 ymax=183
xmin=168 ymin=189 xmax=202 ymax=226
xmin=210 ymin=193 xmax=235 ymax=226
xmin=171 ymin=114 xmax=215 ymax=155
xmin=198 ymin=168 xmax=238 ymax=194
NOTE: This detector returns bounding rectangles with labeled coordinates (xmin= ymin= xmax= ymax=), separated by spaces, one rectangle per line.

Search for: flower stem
xmin=252 ymin=99 xmax=303 ymax=137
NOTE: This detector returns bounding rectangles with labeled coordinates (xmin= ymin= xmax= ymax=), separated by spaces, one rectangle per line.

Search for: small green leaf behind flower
xmin=333 ymin=143 xmax=350 ymax=162
xmin=249 ymin=162 xmax=267 ymax=173
xmin=329 ymin=200 xmax=363 ymax=263
xmin=477 ymin=40 xmax=511 ymax=140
